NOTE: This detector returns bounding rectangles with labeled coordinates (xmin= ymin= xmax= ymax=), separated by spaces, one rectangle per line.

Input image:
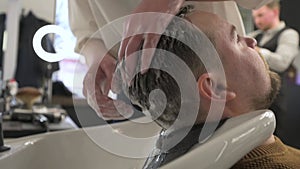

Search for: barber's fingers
xmin=101 ymin=100 xmax=134 ymax=120
xmin=83 ymin=67 xmax=106 ymax=116
xmin=82 ymin=53 xmax=110 ymax=96
xmin=101 ymin=55 xmax=117 ymax=96
xmin=140 ymin=33 xmax=161 ymax=74
xmin=94 ymin=93 xmax=134 ymax=120
xmin=86 ymin=87 xmax=132 ymax=120
xmin=83 ymin=67 xmax=103 ymax=98
xmin=119 ymin=35 xmax=142 ymax=86
xmin=82 ymin=55 xmax=114 ymax=114
xmin=120 ymin=33 xmax=161 ymax=82
xmin=118 ymin=18 xmax=143 ymax=61
xmin=118 ymin=38 xmax=129 ymax=61
xmin=111 ymin=66 xmax=122 ymax=94
xmin=83 ymin=58 xmax=134 ymax=120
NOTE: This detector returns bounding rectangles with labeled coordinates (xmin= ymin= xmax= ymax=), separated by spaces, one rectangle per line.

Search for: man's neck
xmin=269 ymin=19 xmax=281 ymax=30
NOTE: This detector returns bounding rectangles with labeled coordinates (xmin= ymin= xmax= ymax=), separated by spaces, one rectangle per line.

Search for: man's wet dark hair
xmin=127 ymin=6 xmax=209 ymax=129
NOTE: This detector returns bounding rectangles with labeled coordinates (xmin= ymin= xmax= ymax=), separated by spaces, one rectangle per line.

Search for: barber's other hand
xmin=83 ymin=53 xmax=133 ymax=120
xmin=255 ymin=46 xmax=261 ymax=52
xmin=118 ymin=0 xmax=185 ymax=85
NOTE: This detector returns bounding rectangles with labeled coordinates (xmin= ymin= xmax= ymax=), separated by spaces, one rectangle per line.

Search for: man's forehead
xmin=189 ymin=10 xmax=217 ymax=17
xmin=186 ymin=11 xmax=226 ymax=30
xmin=253 ymin=6 xmax=271 ymax=14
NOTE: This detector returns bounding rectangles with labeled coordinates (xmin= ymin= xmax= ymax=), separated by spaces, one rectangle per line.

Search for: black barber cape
xmin=143 ymin=119 xmax=228 ymax=169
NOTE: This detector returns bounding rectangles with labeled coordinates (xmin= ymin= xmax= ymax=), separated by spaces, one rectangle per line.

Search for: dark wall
xmin=279 ymin=0 xmax=300 ymax=149
xmin=280 ymin=0 xmax=300 ymax=36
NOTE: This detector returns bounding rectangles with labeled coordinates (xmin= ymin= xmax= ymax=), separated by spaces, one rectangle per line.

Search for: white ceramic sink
xmin=0 ymin=110 xmax=275 ymax=169
xmin=0 ymin=117 xmax=162 ymax=169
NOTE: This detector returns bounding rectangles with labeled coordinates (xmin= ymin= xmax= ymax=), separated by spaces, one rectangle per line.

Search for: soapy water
xmin=33 ymin=12 xmax=226 ymax=159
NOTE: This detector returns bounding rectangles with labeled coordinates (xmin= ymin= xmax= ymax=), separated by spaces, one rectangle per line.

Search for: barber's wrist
xmin=80 ymin=38 xmax=112 ymax=67
xmin=257 ymin=47 xmax=270 ymax=60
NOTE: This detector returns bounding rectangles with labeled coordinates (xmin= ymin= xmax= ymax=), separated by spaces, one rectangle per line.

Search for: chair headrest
xmin=161 ymin=109 xmax=276 ymax=169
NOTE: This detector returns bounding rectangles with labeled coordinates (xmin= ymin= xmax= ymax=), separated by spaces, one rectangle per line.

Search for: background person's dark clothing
xmin=15 ymin=11 xmax=59 ymax=88
xmin=254 ymin=26 xmax=294 ymax=137
xmin=0 ymin=14 xmax=5 ymax=68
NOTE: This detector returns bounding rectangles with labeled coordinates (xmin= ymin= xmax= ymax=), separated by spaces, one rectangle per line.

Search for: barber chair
xmin=161 ymin=109 xmax=275 ymax=169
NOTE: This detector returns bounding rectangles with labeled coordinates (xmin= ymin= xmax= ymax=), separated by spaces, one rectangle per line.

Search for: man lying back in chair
xmin=124 ymin=8 xmax=300 ymax=169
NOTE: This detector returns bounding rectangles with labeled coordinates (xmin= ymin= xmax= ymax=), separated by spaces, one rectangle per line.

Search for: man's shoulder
xmin=281 ymin=27 xmax=299 ymax=36
xmin=278 ymin=27 xmax=299 ymax=42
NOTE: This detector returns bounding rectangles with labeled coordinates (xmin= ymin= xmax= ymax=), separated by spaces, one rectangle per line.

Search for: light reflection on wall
xmin=53 ymin=0 xmax=87 ymax=98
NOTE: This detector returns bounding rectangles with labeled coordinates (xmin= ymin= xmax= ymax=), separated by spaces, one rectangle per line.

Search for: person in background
xmin=248 ymin=0 xmax=299 ymax=136
xmin=126 ymin=9 xmax=300 ymax=169
xmin=68 ymin=0 xmax=272 ymax=120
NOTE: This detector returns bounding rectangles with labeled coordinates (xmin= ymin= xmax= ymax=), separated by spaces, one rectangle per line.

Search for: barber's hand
xmin=255 ymin=46 xmax=265 ymax=58
xmin=83 ymin=53 xmax=133 ymax=120
xmin=255 ymin=46 xmax=261 ymax=52
xmin=118 ymin=0 xmax=185 ymax=85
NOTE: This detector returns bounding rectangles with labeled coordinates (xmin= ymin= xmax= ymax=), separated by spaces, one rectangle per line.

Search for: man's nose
xmin=245 ymin=37 xmax=257 ymax=49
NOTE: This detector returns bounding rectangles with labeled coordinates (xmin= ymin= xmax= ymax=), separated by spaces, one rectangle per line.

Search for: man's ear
xmin=198 ymin=73 xmax=236 ymax=101
xmin=272 ymin=8 xmax=280 ymax=17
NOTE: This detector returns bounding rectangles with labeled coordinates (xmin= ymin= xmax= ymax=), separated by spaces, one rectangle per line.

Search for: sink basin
xmin=0 ymin=117 xmax=162 ymax=169
xmin=0 ymin=110 xmax=275 ymax=169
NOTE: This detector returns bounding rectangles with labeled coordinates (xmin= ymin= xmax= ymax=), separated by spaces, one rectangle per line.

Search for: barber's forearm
xmin=69 ymin=0 xmax=100 ymax=60
xmin=135 ymin=0 xmax=184 ymax=14
xmin=260 ymin=47 xmax=297 ymax=73
xmin=259 ymin=29 xmax=299 ymax=72
xmin=79 ymin=38 xmax=111 ymax=67
xmin=137 ymin=0 xmax=231 ymax=14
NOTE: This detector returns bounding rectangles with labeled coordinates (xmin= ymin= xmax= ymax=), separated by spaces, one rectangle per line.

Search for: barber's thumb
xmin=140 ymin=48 xmax=156 ymax=74
xmin=111 ymin=68 xmax=122 ymax=94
